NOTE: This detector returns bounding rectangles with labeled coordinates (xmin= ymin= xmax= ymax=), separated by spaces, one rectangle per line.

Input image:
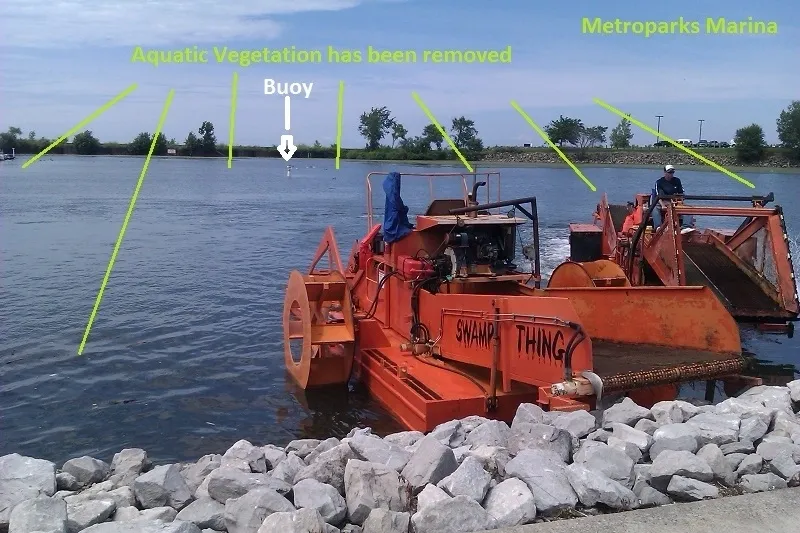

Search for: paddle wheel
xmin=283 ymin=229 xmax=356 ymax=388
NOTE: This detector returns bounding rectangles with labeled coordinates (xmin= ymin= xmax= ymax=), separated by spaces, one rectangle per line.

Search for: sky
xmin=1 ymin=0 xmax=799 ymax=148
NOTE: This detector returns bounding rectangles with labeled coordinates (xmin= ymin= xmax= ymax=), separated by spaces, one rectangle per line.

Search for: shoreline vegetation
xmin=3 ymin=99 xmax=799 ymax=170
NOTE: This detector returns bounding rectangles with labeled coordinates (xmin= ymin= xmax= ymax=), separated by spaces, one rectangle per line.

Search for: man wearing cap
xmin=651 ymin=164 xmax=684 ymax=228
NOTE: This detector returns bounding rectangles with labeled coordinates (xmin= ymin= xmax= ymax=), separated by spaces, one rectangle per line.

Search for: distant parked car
xmin=697 ymin=140 xmax=708 ymax=148
xmin=720 ymin=142 xmax=730 ymax=148
xmin=654 ymin=141 xmax=670 ymax=147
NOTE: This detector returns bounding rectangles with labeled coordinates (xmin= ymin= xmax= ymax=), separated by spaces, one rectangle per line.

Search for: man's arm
xmin=675 ymin=178 xmax=685 ymax=195
xmin=655 ymin=180 xmax=669 ymax=208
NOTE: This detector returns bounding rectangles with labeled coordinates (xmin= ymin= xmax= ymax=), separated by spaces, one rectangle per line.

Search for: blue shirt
xmin=656 ymin=176 xmax=684 ymax=196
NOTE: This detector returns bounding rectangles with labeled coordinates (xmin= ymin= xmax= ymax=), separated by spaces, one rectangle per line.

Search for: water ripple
xmin=1 ymin=156 xmax=798 ymax=465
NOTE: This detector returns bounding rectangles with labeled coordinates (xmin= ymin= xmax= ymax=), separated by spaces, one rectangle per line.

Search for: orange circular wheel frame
xmin=283 ymin=270 xmax=355 ymax=389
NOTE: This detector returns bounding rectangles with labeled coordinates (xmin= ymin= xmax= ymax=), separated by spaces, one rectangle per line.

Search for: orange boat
xmin=569 ymin=191 xmax=799 ymax=336
xmin=282 ymin=171 xmax=760 ymax=432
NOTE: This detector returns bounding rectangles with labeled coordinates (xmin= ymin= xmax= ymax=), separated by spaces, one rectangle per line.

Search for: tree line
xmin=2 ymin=100 xmax=799 ymax=164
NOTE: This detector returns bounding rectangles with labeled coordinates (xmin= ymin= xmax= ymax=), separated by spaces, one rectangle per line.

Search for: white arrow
xmin=278 ymin=134 xmax=297 ymax=161
xmin=284 ymin=96 xmax=291 ymax=131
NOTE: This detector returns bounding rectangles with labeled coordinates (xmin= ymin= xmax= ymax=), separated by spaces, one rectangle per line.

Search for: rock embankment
xmin=2 ymin=381 xmax=800 ymax=533
xmin=481 ymin=150 xmax=799 ymax=168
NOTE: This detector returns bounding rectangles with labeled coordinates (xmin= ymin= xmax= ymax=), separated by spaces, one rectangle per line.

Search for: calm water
xmin=2 ymin=155 xmax=799 ymax=465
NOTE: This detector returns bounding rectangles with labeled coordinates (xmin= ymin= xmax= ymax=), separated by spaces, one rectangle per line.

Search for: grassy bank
xmin=7 ymin=144 xmax=799 ymax=171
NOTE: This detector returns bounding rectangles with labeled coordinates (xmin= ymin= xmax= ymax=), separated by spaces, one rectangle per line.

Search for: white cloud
xmin=2 ymin=0 xmax=370 ymax=47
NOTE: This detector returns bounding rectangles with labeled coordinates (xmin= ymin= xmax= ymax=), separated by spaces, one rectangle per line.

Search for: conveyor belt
xmin=682 ymin=242 xmax=782 ymax=318
xmin=592 ymin=340 xmax=745 ymax=393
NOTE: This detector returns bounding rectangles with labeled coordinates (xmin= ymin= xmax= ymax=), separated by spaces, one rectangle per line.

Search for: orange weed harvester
xmin=570 ymin=192 xmax=799 ymax=337
xmin=283 ymin=172 xmax=758 ymax=432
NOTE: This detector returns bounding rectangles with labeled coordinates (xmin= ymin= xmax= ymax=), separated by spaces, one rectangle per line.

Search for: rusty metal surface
xmin=682 ymin=242 xmax=781 ymax=315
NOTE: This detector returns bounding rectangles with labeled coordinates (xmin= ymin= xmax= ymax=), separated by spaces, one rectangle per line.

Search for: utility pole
xmin=698 ymin=119 xmax=705 ymax=143
xmin=655 ymin=115 xmax=663 ymax=143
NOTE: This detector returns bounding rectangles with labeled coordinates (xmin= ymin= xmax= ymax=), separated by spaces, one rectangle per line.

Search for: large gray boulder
xmin=565 ymin=464 xmax=637 ymax=510
xmin=602 ymin=398 xmax=652 ymax=428
xmin=649 ymin=450 xmax=714 ymax=492
xmin=0 ymin=453 xmax=57 ymax=528
xmin=294 ymin=444 xmax=354 ymax=496
xmin=482 ymin=478 xmax=536 ymax=528
xmin=507 ymin=423 xmax=572 ymax=462
xmin=257 ymin=508 xmax=326 ymax=533
xmin=293 ymin=479 xmax=347 ymax=525
xmin=81 ymin=520 xmax=201 ymax=532
xmin=181 ymin=455 xmax=221 ymax=495
xmin=66 ymin=497 xmax=116 ymax=532
xmin=62 ymin=456 xmax=111 ymax=488
xmin=436 ymin=456 xmax=491 ymax=502
xmin=410 ymin=495 xmax=497 ymax=533
xmin=343 ymin=460 xmax=409 ymax=525
xmin=572 ymin=441 xmax=635 ymax=488
xmin=206 ymin=467 xmax=290 ymax=504
xmin=224 ymin=487 xmax=295 ymax=533
xmin=174 ymin=498 xmax=226 ymax=531
xmin=111 ymin=449 xmax=151 ymax=487
xmin=504 ymin=449 xmax=577 ymax=515
xmin=223 ymin=440 xmax=267 ymax=474
xmin=399 ymin=436 xmax=457 ymax=494
xmin=348 ymin=435 xmax=411 ymax=472
xmin=134 ymin=464 xmax=194 ymax=511
xmin=8 ymin=495 xmax=67 ymax=533
xmin=361 ymin=508 xmax=410 ymax=533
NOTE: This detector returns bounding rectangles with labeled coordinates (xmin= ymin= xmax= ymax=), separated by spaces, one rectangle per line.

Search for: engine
xmin=435 ymin=225 xmax=518 ymax=279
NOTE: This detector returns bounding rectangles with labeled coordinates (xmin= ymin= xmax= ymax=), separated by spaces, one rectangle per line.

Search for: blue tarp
xmin=382 ymin=171 xmax=414 ymax=243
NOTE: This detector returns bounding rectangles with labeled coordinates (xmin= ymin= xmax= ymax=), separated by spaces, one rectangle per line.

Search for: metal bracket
xmin=581 ymin=371 xmax=604 ymax=402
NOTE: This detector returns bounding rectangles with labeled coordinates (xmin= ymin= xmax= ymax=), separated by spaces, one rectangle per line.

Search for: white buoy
xmin=286 ymin=165 xmax=291 ymax=177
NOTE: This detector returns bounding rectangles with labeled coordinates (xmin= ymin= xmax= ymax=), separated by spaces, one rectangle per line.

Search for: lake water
xmin=2 ymin=155 xmax=799 ymax=465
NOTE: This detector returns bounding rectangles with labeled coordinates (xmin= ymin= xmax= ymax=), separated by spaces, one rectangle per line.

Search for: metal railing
xmin=365 ymin=171 xmax=502 ymax=229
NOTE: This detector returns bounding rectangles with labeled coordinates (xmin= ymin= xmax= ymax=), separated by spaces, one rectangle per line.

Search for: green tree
xmin=733 ymin=124 xmax=767 ymax=163
xmin=609 ymin=116 xmax=634 ymax=148
xmin=0 ymin=126 xmax=22 ymax=152
xmin=577 ymin=125 xmax=608 ymax=150
xmin=450 ymin=116 xmax=483 ymax=154
xmin=129 ymin=132 xmax=152 ymax=155
xmin=422 ymin=124 xmax=443 ymax=150
xmin=184 ymin=131 xmax=201 ymax=155
xmin=358 ymin=106 xmax=393 ymax=149
xmin=544 ymin=116 xmax=583 ymax=147
xmin=777 ymin=100 xmax=800 ymax=159
xmin=390 ymin=122 xmax=408 ymax=148
xmin=198 ymin=121 xmax=217 ymax=155
xmin=400 ymin=135 xmax=430 ymax=153
xmin=153 ymin=133 xmax=168 ymax=155
xmin=28 ymin=131 xmax=36 ymax=140
xmin=73 ymin=130 xmax=101 ymax=155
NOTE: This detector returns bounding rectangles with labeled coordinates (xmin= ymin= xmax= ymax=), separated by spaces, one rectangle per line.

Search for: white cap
xmin=664 ymin=164 xmax=675 ymax=172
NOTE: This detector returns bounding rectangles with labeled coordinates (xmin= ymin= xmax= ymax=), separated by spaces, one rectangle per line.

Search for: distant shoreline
xmin=11 ymin=152 xmax=799 ymax=175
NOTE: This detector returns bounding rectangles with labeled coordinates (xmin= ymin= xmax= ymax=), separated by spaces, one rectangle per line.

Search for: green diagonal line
xmin=593 ymin=98 xmax=755 ymax=189
xmin=411 ymin=92 xmax=473 ymax=172
xmin=23 ymin=83 xmax=138 ymax=168
xmin=228 ymin=72 xmax=239 ymax=169
xmin=78 ymin=89 xmax=175 ymax=355
xmin=511 ymin=100 xmax=596 ymax=191
xmin=335 ymin=81 xmax=345 ymax=170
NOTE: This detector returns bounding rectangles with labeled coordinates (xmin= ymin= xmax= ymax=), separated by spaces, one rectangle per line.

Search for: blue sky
xmin=2 ymin=0 xmax=798 ymax=148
